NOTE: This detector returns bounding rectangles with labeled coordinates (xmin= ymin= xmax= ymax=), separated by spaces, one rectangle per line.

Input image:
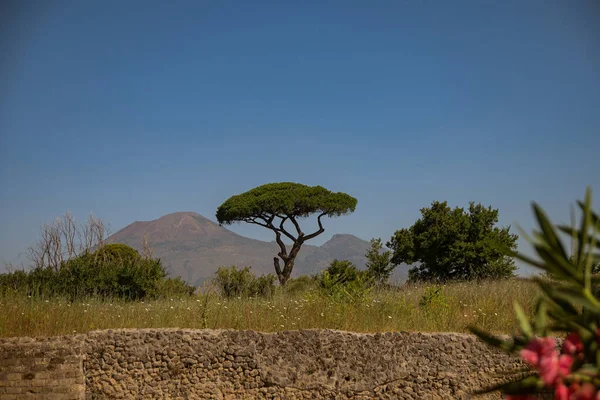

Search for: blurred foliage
xmin=470 ymin=188 xmax=600 ymax=397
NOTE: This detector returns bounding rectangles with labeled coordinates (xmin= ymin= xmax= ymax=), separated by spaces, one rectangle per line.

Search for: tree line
xmin=7 ymin=180 xmax=593 ymax=301
xmin=216 ymin=182 xmax=520 ymax=285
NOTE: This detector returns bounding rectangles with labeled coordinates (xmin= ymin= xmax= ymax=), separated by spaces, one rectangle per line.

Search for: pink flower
xmin=521 ymin=337 xmax=557 ymax=366
xmin=520 ymin=337 xmax=573 ymax=385
xmin=538 ymin=352 xmax=560 ymax=384
xmin=563 ymin=332 xmax=584 ymax=355
xmin=538 ymin=353 xmax=573 ymax=385
xmin=569 ymin=382 xmax=598 ymax=400
xmin=555 ymin=382 xmax=569 ymax=400
xmin=557 ymin=354 xmax=573 ymax=376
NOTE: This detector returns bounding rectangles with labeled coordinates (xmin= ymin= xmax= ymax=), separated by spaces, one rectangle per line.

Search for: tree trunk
xmin=274 ymin=241 xmax=303 ymax=286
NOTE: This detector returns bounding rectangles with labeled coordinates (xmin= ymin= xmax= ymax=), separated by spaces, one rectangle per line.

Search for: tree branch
xmin=303 ymin=212 xmax=327 ymax=241
xmin=263 ymin=214 xmax=276 ymax=226
xmin=243 ymin=215 xmax=298 ymax=243
xmin=243 ymin=218 xmax=271 ymax=229
xmin=276 ymin=216 xmax=288 ymax=230
xmin=277 ymin=217 xmax=298 ymax=243
xmin=260 ymin=214 xmax=297 ymax=243
xmin=288 ymin=215 xmax=304 ymax=237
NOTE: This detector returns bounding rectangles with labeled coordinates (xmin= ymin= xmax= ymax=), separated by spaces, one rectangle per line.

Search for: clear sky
xmin=1 ymin=1 xmax=598 ymax=273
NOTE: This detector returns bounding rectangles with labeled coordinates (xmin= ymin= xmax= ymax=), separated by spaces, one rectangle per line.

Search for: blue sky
xmin=1 ymin=1 xmax=599 ymax=274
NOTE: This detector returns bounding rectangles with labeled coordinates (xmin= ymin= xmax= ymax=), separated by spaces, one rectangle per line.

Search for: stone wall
xmin=1 ymin=329 xmax=525 ymax=399
xmin=0 ymin=335 xmax=85 ymax=400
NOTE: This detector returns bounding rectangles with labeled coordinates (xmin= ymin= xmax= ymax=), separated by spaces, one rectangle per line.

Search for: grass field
xmin=0 ymin=278 xmax=540 ymax=338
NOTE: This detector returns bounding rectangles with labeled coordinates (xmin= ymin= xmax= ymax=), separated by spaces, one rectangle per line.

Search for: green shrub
xmin=54 ymin=248 xmax=170 ymax=300
xmin=365 ymin=238 xmax=394 ymax=285
xmin=0 ymin=244 xmax=195 ymax=301
xmin=92 ymin=243 xmax=141 ymax=264
xmin=316 ymin=259 xmax=373 ymax=302
xmin=212 ymin=266 xmax=276 ymax=298
xmin=283 ymin=275 xmax=317 ymax=295
xmin=248 ymin=274 xmax=277 ymax=298
xmin=418 ymin=285 xmax=449 ymax=311
xmin=322 ymin=259 xmax=362 ymax=284
xmin=0 ymin=269 xmax=29 ymax=296
xmin=156 ymin=276 xmax=197 ymax=297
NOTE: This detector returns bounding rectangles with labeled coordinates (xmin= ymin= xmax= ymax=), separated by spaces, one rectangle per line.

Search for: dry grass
xmin=0 ymin=279 xmax=540 ymax=338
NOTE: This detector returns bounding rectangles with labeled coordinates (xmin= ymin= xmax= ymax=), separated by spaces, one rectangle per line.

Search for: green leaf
xmin=511 ymin=250 xmax=553 ymax=274
xmin=532 ymin=203 xmax=569 ymax=261
xmin=491 ymin=366 xmax=538 ymax=376
xmin=514 ymin=301 xmax=533 ymax=338
xmin=571 ymin=204 xmax=578 ymax=259
xmin=589 ymin=207 xmax=600 ymax=230
xmin=551 ymin=285 xmax=600 ymax=313
xmin=571 ymin=364 xmax=600 ymax=381
xmin=545 ymin=322 xmax=574 ymax=333
xmin=534 ymin=278 xmax=579 ymax=315
xmin=533 ymin=299 xmax=547 ymax=336
xmin=576 ymin=189 xmax=592 ymax=284
xmin=535 ymin=244 xmax=582 ymax=283
xmin=468 ymin=326 xmax=513 ymax=352
xmin=547 ymin=314 xmax=596 ymax=335
xmin=558 ymin=225 xmax=578 ymax=237
xmin=471 ymin=374 xmax=542 ymax=396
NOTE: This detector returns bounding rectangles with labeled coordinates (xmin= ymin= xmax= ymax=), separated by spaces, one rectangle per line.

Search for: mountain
xmin=298 ymin=234 xmax=371 ymax=276
xmin=107 ymin=212 xmax=407 ymax=286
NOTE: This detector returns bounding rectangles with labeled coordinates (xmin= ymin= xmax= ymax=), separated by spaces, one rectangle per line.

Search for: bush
xmin=156 ymin=276 xmax=197 ymax=297
xmin=418 ymin=285 xmax=449 ymax=311
xmin=92 ymin=243 xmax=141 ymax=264
xmin=0 ymin=269 xmax=29 ymax=296
xmin=365 ymin=238 xmax=394 ymax=285
xmin=316 ymin=259 xmax=373 ymax=302
xmin=212 ymin=266 xmax=276 ymax=298
xmin=321 ymin=259 xmax=362 ymax=284
xmin=283 ymin=275 xmax=317 ymax=295
xmin=52 ymin=248 xmax=173 ymax=300
xmin=0 ymin=244 xmax=195 ymax=301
